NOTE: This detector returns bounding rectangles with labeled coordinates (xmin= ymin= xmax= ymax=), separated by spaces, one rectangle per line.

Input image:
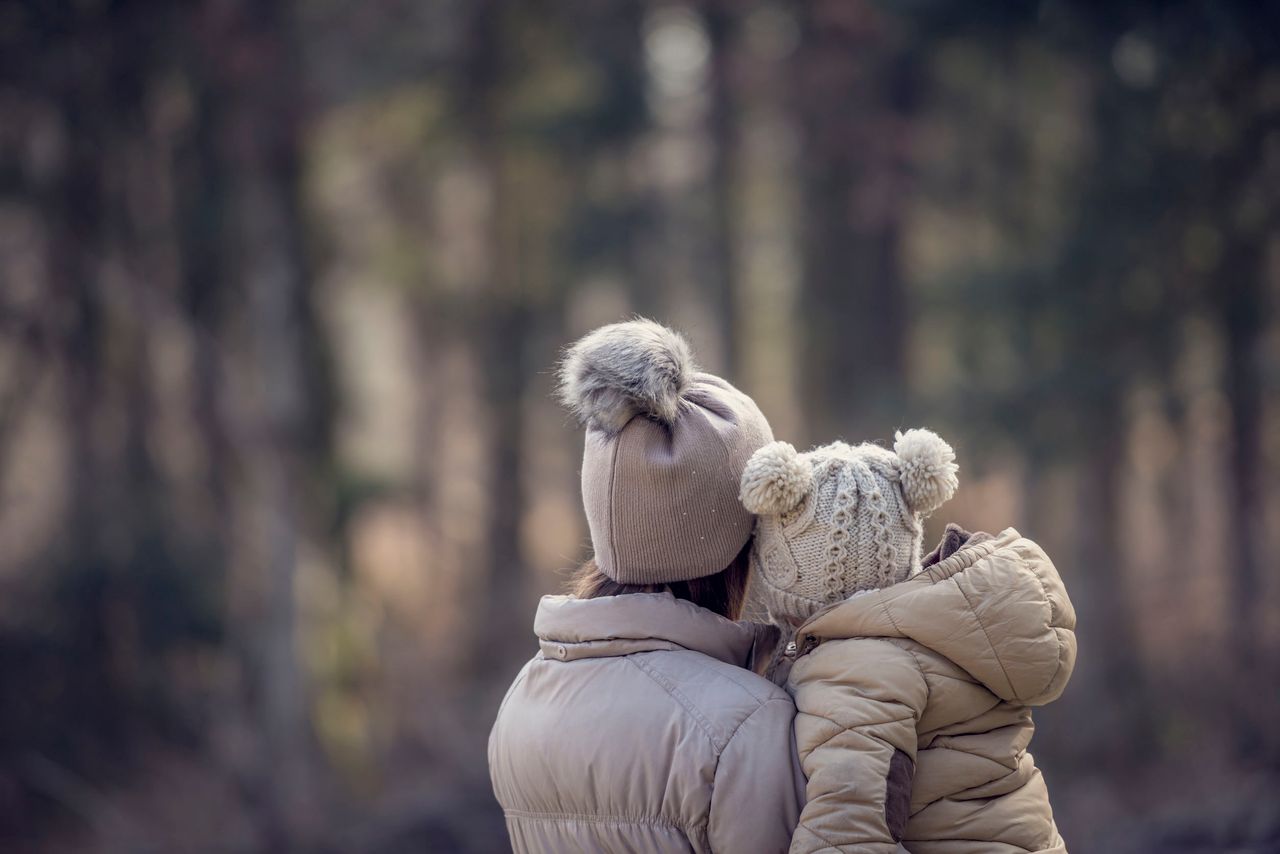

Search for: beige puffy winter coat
xmin=489 ymin=592 xmax=807 ymax=853
xmin=781 ymin=528 xmax=1076 ymax=854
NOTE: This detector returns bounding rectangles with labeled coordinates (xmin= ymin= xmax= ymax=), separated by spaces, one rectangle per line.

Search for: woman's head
xmin=557 ymin=318 xmax=773 ymax=587
xmin=569 ymin=537 xmax=753 ymax=621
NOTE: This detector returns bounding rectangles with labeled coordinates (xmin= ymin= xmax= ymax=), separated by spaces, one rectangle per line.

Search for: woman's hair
xmin=570 ymin=538 xmax=753 ymax=621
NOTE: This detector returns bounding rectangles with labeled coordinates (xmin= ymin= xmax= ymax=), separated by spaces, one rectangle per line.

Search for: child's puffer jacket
xmin=780 ymin=528 xmax=1076 ymax=854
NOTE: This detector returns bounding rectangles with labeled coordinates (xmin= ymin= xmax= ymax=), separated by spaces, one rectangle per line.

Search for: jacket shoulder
xmin=957 ymin=535 xmax=1077 ymax=705
xmin=790 ymin=635 xmax=928 ymax=709
xmin=631 ymin=648 xmax=794 ymax=753
xmin=489 ymin=648 xmax=798 ymax=828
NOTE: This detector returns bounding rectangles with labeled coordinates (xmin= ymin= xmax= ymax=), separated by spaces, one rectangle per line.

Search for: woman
xmin=488 ymin=319 xmax=805 ymax=853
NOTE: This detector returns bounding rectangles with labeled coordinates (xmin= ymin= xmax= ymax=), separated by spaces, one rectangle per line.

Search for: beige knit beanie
xmin=558 ymin=319 xmax=773 ymax=584
xmin=738 ymin=430 xmax=959 ymax=623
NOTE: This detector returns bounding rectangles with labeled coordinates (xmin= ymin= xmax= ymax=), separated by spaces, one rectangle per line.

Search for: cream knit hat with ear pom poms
xmin=558 ymin=318 xmax=774 ymax=584
xmin=739 ymin=429 xmax=959 ymax=624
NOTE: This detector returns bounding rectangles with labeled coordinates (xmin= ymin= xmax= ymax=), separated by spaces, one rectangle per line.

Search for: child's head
xmin=738 ymin=429 xmax=959 ymax=625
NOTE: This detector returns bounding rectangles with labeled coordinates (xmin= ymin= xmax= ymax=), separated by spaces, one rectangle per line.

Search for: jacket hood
xmin=534 ymin=592 xmax=766 ymax=668
xmin=794 ymin=527 xmax=1076 ymax=706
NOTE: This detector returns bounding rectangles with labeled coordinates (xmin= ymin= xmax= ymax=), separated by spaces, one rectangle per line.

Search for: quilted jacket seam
xmin=792 ymin=822 xmax=844 ymax=851
xmin=627 ymin=655 xmax=723 ymax=749
xmin=722 ymin=695 xmax=789 ymax=751
xmin=873 ymin=605 xmax=933 ymax=711
xmin=1017 ymin=541 xmax=1068 ymax=702
xmin=708 ymin=697 xmax=792 ymax=847
xmin=801 ymin=711 xmax=916 ymax=757
xmin=951 ymin=572 xmax=1019 ymax=701
xmin=900 ymin=644 xmax=932 ymax=710
xmin=504 ymin=807 xmax=701 ymax=832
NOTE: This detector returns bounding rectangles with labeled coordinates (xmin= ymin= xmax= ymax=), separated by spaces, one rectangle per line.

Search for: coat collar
xmin=533 ymin=592 xmax=760 ymax=667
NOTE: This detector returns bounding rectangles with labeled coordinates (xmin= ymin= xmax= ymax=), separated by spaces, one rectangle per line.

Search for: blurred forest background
xmin=1 ymin=0 xmax=1279 ymax=851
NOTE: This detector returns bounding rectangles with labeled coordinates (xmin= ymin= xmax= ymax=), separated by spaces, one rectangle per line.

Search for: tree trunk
xmin=793 ymin=2 xmax=916 ymax=439
xmin=461 ymin=0 xmax=531 ymax=675
xmin=705 ymin=3 xmax=740 ymax=376
xmin=1220 ymin=239 xmax=1266 ymax=760
xmin=1070 ymin=411 xmax=1152 ymax=766
xmin=207 ymin=0 xmax=316 ymax=843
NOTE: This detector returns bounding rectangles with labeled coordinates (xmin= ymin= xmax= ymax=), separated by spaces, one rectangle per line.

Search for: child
xmin=739 ymin=430 xmax=1076 ymax=853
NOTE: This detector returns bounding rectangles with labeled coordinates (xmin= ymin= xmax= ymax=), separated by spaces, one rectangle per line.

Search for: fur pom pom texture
xmin=557 ymin=318 xmax=694 ymax=435
xmin=893 ymin=428 xmax=959 ymax=515
xmin=740 ymin=441 xmax=811 ymax=515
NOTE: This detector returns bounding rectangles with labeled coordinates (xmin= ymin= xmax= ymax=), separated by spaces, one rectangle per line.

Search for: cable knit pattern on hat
xmin=740 ymin=430 xmax=959 ymax=624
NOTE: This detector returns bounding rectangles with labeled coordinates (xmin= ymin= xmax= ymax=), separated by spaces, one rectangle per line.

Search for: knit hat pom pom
xmin=740 ymin=441 xmax=811 ymax=515
xmin=893 ymin=428 xmax=959 ymax=515
xmin=558 ymin=318 xmax=694 ymax=435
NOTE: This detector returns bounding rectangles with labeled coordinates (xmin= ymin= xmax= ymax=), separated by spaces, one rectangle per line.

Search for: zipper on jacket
xmin=784 ymin=636 xmax=818 ymax=659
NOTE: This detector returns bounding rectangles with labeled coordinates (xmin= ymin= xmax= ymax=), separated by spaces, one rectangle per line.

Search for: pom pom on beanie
xmin=893 ymin=428 xmax=959 ymax=515
xmin=557 ymin=318 xmax=694 ymax=435
xmin=740 ymin=441 xmax=811 ymax=515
